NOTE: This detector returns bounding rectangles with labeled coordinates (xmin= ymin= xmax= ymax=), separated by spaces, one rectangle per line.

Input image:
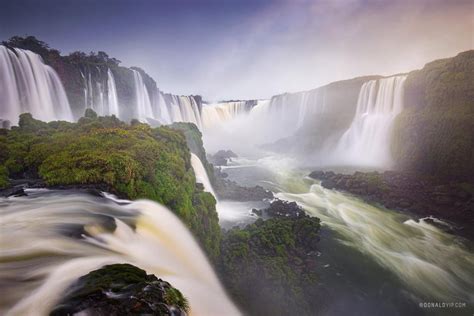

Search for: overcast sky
xmin=1 ymin=0 xmax=472 ymax=101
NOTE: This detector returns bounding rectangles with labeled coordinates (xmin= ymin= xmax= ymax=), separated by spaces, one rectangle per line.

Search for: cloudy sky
xmin=1 ymin=0 xmax=472 ymax=100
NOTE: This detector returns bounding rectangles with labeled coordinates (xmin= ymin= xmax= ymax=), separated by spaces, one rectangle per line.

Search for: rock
xmin=256 ymin=199 xmax=307 ymax=219
xmin=214 ymin=167 xmax=273 ymax=201
xmin=208 ymin=150 xmax=238 ymax=166
xmin=252 ymin=208 xmax=263 ymax=216
xmin=0 ymin=186 xmax=26 ymax=197
xmin=308 ymin=169 xmax=474 ymax=240
xmin=321 ymin=179 xmax=336 ymax=189
xmin=50 ymin=264 xmax=188 ymax=316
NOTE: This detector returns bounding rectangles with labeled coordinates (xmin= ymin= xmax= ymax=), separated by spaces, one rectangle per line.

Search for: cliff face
xmin=268 ymin=75 xmax=379 ymax=156
xmin=2 ymin=36 xmax=200 ymax=123
xmin=392 ymin=50 xmax=474 ymax=181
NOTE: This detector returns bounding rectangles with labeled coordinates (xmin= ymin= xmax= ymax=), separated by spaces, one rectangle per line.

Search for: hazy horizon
xmin=1 ymin=0 xmax=472 ymax=101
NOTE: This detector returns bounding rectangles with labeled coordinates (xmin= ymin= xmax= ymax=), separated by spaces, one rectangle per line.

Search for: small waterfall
xmin=333 ymin=76 xmax=406 ymax=168
xmin=0 ymin=191 xmax=238 ymax=315
xmin=132 ymin=69 xmax=154 ymax=122
xmin=107 ymin=69 xmax=119 ymax=117
xmin=190 ymin=153 xmax=217 ymax=199
xmin=0 ymin=46 xmax=73 ymax=125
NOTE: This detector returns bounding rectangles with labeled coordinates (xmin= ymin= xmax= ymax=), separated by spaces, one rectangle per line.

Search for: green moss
xmin=220 ymin=217 xmax=321 ymax=316
xmin=393 ymin=51 xmax=474 ymax=181
xmin=50 ymin=264 xmax=189 ymax=315
xmin=0 ymin=112 xmax=220 ymax=258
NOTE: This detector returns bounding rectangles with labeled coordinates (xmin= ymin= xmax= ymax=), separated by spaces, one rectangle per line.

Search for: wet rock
xmin=308 ymin=170 xmax=474 ymax=241
xmin=0 ymin=186 xmax=26 ymax=197
xmin=208 ymin=150 xmax=238 ymax=166
xmin=50 ymin=264 xmax=188 ymax=316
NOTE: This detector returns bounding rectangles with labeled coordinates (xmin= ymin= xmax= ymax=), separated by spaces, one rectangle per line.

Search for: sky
xmin=1 ymin=0 xmax=473 ymax=101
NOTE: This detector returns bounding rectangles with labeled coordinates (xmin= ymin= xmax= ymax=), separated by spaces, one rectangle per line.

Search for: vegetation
xmin=219 ymin=216 xmax=321 ymax=316
xmin=392 ymin=50 xmax=474 ymax=181
xmin=50 ymin=264 xmax=189 ymax=315
xmin=0 ymin=112 xmax=220 ymax=259
xmin=2 ymin=36 xmax=157 ymax=120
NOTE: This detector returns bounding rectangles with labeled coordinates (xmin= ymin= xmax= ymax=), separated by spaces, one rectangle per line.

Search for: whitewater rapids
xmin=0 ymin=190 xmax=240 ymax=316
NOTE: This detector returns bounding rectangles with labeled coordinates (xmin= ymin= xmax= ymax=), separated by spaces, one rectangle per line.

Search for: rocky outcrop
xmin=219 ymin=214 xmax=321 ymax=316
xmin=309 ymin=170 xmax=474 ymax=240
xmin=214 ymin=167 xmax=273 ymax=201
xmin=208 ymin=150 xmax=238 ymax=166
xmin=50 ymin=264 xmax=188 ymax=316
xmin=252 ymin=199 xmax=307 ymax=219
xmin=392 ymin=50 xmax=474 ymax=181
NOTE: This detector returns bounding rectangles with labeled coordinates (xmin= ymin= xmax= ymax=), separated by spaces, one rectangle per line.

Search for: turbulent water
xmin=218 ymin=156 xmax=474 ymax=314
xmin=0 ymin=190 xmax=239 ymax=316
xmin=0 ymin=45 xmax=73 ymax=125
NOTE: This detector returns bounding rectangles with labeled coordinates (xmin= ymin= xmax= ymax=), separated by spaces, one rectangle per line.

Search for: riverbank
xmin=309 ymin=170 xmax=474 ymax=240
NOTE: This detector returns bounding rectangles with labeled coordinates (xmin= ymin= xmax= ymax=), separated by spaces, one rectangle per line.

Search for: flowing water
xmin=0 ymin=46 xmax=73 ymax=124
xmin=218 ymin=155 xmax=474 ymax=315
xmin=331 ymin=76 xmax=407 ymax=168
xmin=132 ymin=69 xmax=154 ymax=122
xmin=107 ymin=69 xmax=120 ymax=117
xmin=0 ymin=190 xmax=240 ymax=316
xmin=190 ymin=153 xmax=217 ymax=199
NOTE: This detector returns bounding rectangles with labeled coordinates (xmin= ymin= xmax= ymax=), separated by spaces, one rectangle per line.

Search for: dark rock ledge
xmin=309 ymin=170 xmax=474 ymax=240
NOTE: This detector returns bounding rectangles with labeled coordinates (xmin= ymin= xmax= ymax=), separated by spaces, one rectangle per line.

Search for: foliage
xmin=0 ymin=112 xmax=220 ymax=258
xmin=50 ymin=263 xmax=189 ymax=315
xmin=219 ymin=217 xmax=321 ymax=316
xmin=170 ymin=122 xmax=216 ymax=183
xmin=392 ymin=50 xmax=474 ymax=180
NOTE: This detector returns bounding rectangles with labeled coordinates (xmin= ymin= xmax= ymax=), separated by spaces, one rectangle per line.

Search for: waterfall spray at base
xmin=0 ymin=191 xmax=239 ymax=316
xmin=329 ymin=76 xmax=407 ymax=168
xmin=0 ymin=46 xmax=73 ymax=125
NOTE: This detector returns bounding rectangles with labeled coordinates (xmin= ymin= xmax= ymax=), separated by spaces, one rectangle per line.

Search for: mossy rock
xmin=50 ymin=263 xmax=188 ymax=316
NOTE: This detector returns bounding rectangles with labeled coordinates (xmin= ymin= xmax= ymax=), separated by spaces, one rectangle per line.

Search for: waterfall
xmin=0 ymin=46 xmax=73 ymax=125
xmin=190 ymin=153 xmax=217 ymax=199
xmin=201 ymin=101 xmax=250 ymax=129
xmin=332 ymin=76 xmax=407 ymax=168
xmin=107 ymin=69 xmax=119 ymax=117
xmin=0 ymin=191 xmax=239 ymax=315
xmin=157 ymin=91 xmax=172 ymax=124
xmin=178 ymin=96 xmax=202 ymax=128
xmin=132 ymin=69 xmax=154 ymax=122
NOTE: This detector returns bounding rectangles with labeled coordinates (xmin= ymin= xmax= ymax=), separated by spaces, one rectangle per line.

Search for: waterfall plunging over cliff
xmin=190 ymin=153 xmax=217 ymax=199
xmin=0 ymin=46 xmax=73 ymax=125
xmin=107 ymin=69 xmax=119 ymax=117
xmin=0 ymin=190 xmax=239 ymax=315
xmin=132 ymin=69 xmax=154 ymax=121
xmin=201 ymin=101 xmax=254 ymax=129
xmin=331 ymin=76 xmax=407 ymax=168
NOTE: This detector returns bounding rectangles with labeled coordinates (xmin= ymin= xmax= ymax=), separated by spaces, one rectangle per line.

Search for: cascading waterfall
xmin=332 ymin=76 xmax=406 ymax=168
xmin=107 ymin=69 xmax=120 ymax=117
xmin=0 ymin=190 xmax=239 ymax=316
xmin=190 ymin=153 xmax=217 ymax=199
xmin=0 ymin=45 xmax=73 ymax=125
xmin=156 ymin=91 xmax=172 ymax=124
xmin=132 ymin=69 xmax=154 ymax=122
xmin=178 ymin=96 xmax=202 ymax=129
xmin=201 ymin=101 xmax=250 ymax=129
xmin=201 ymin=90 xmax=327 ymax=154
